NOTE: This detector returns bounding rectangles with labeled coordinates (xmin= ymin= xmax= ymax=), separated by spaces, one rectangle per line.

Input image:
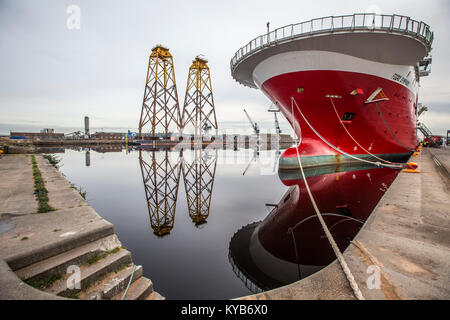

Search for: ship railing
xmin=231 ymin=13 xmax=434 ymax=71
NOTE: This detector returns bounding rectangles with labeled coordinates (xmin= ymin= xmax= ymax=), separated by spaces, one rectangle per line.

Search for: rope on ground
xmin=290 ymin=97 xmax=365 ymax=300
xmin=291 ymin=97 xmax=404 ymax=169
xmin=329 ymin=97 xmax=405 ymax=166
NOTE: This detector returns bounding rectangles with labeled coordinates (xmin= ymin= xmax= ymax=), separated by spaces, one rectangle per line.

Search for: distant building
xmin=10 ymin=129 xmax=64 ymax=140
xmin=84 ymin=116 xmax=90 ymax=137
xmin=91 ymin=132 xmax=123 ymax=140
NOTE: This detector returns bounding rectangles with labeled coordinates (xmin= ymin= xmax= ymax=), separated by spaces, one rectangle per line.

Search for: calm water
xmin=54 ymin=146 xmax=289 ymax=299
xmin=50 ymin=146 xmax=400 ymax=299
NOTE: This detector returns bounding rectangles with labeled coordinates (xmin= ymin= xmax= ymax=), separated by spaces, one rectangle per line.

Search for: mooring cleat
xmin=405 ymin=162 xmax=418 ymax=169
xmin=402 ymin=168 xmax=421 ymax=173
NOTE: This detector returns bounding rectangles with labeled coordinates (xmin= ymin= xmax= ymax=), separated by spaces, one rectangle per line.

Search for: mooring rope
xmin=329 ymin=97 xmax=405 ymax=166
xmin=291 ymin=97 xmax=404 ymax=169
xmin=290 ymin=97 xmax=365 ymax=300
xmin=375 ymin=102 xmax=416 ymax=152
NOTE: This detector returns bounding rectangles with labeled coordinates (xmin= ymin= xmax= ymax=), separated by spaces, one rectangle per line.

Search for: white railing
xmin=230 ymin=13 xmax=433 ymax=71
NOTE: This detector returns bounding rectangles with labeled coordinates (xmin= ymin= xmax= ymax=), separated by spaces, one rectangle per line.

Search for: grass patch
xmin=70 ymin=183 xmax=87 ymax=200
xmin=43 ymin=154 xmax=61 ymax=169
xmin=66 ymin=293 xmax=80 ymax=299
xmin=21 ymin=237 xmax=29 ymax=241
xmin=113 ymin=263 xmax=129 ymax=274
xmin=31 ymin=155 xmax=56 ymax=213
xmin=87 ymin=247 xmax=121 ymax=265
xmin=24 ymin=273 xmax=63 ymax=290
xmin=53 ymin=228 xmax=62 ymax=232
xmin=77 ymin=186 xmax=87 ymax=200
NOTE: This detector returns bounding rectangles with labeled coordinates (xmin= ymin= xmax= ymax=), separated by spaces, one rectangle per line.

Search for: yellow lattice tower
xmin=181 ymin=56 xmax=218 ymax=137
xmin=139 ymin=45 xmax=181 ymax=139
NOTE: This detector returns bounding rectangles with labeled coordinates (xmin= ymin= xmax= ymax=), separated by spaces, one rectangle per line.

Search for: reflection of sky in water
xmin=56 ymin=148 xmax=288 ymax=299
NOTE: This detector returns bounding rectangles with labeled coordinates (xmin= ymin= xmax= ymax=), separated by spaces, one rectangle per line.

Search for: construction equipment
xmin=243 ymin=109 xmax=260 ymax=135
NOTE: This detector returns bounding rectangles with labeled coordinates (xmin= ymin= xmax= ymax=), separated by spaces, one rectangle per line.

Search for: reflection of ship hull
xmin=229 ymin=166 xmax=400 ymax=291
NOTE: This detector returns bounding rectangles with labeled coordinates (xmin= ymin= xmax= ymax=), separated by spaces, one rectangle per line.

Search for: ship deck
xmin=231 ymin=13 xmax=433 ymax=88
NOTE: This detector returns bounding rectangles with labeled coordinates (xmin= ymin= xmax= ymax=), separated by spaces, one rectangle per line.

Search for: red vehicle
xmin=424 ymin=136 xmax=444 ymax=147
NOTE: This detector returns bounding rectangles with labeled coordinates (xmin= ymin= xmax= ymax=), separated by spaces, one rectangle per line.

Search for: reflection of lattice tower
xmin=139 ymin=150 xmax=182 ymax=237
xmin=181 ymin=56 xmax=218 ymax=137
xmin=139 ymin=45 xmax=181 ymax=139
xmin=182 ymin=149 xmax=217 ymax=226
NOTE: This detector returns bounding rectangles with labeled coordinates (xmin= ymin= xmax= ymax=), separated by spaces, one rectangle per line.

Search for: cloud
xmin=0 ymin=0 xmax=448 ymax=135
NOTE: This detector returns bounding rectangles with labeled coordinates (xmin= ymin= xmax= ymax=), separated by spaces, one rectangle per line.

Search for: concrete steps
xmin=15 ymin=234 xmax=122 ymax=283
xmin=145 ymin=291 xmax=166 ymax=300
xmin=112 ymin=277 xmax=154 ymax=300
xmin=16 ymin=233 xmax=164 ymax=300
xmin=5 ymin=209 xmax=115 ymax=271
xmin=78 ymin=264 xmax=143 ymax=300
xmin=44 ymin=248 xmax=132 ymax=297
xmin=1 ymin=155 xmax=163 ymax=300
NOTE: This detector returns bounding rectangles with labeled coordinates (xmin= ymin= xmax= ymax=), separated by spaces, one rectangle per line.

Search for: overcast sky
xmin=0 ymin=0 xmax=448 ymax=136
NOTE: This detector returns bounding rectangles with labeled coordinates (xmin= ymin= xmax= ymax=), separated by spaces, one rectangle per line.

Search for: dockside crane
xmin=268 ymin=105 xmax=282 ymax=172
xmin=242 ymin=109 xmax=261 ymax=176
xmin=273 ymin=112 xmax=282 ymax=135
xmin=243 ymin=109 xmax=260 ymax=136
xmin=268 ymin=104 xmax=282 ymax=135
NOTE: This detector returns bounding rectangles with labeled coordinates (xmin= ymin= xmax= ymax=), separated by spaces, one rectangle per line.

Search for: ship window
xmin=297 ymin=87 xmax=304 ymax=93
xmin=342 ymin=113 xmax=356 ymax=121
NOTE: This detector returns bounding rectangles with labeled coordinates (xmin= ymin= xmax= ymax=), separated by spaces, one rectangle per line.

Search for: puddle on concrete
xmin=0 ymin=221 xmax=15 ymax=235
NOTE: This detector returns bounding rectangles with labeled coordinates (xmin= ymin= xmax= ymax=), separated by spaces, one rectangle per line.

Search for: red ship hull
xmin=230 ymin=14 xmax=433 ymax=169
xmin=261 ymin=69 xmax=418 ymax=168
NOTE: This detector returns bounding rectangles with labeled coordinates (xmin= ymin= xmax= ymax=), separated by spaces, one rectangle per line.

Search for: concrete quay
xmin=237 ymin=147 xmax=450 ymax=300
xmin=0 ymin=154 xmax=163 ymax=300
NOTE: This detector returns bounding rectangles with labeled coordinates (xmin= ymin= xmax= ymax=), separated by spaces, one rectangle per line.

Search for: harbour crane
xmin=243 ymin=109 xmax=260 ymax=135
xmin=273 ymin=112 xmax=282 ymax=135
xmin=268 ymin=104 xmax=282 ymax=135
xmin=268 ymin=105 xmax=282 ymax=172
xmin=242 ymin=109 xmax=260 ymax=176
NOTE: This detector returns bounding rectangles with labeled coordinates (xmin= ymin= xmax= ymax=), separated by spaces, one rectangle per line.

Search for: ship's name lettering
xmin=392 ymin=73 xmax=410 ymax=86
